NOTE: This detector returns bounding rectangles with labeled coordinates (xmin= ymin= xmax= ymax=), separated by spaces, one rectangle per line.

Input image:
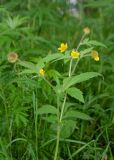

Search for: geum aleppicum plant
xmin=15 ymin=27 xmax=106 ymax=160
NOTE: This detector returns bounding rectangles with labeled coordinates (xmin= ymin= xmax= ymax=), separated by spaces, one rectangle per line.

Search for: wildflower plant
xmin=16 ymin=27 xmax=106 ymax=160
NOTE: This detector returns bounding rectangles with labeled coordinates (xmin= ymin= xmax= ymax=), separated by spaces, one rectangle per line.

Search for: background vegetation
xmin=0 ymin=0 xmax=114 ymax=159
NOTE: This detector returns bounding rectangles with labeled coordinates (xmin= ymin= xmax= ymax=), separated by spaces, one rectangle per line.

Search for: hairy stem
xmin=54 ymin=55 xmax=73 ymax=159
xmin=72 ymin=33 xmax=86 ymax=75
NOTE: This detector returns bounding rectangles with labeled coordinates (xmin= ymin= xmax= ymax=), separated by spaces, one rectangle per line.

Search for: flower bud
xmin=7 ymin=52 xmax=18 ymax=63
xmin=83 ymin=27 xmax=91 ymax=34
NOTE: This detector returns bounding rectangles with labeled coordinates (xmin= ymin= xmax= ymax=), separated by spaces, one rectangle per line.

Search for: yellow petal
xmin=58 ymin=43 xmax=68 ymax=53
xmin=91 ymin=50 xmax=100 ymax=61
xmin=94 ymin=56 xmax=99 ymax=61
xmin=71 ymin=50 xmax=80 ymax=59
xmin=39 ymin=69 xmax=45 ymax=76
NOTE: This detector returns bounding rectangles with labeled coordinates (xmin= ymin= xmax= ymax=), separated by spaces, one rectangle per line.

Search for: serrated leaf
xmin=37 ymin=105 xmax=57 ymax=115
xmin=63 ymin=72 xmax=101 ymax=90
xmin=82 ymin=38 xmax=89 ymax=44
xmin=44 ymin=53 xmax=63 ymax=63
xmin=64 ymin=110 xmax=91 ymax=120
xmin=61 ymin=120 xmax=76 ymax=138
xmin=19 ymin=69 xmax=37 ymax=74
xmin=82 ymin=39 xmax=106 ymax=48
xmin=80 ymin=47 xmax=93 ymax=56
xmin=88 ymin=40 xmax=107 ymax=48
xmin=50 ymin=119 xmax=76 ymax=138
xmin=18 ymin=60 xmax=36 ymax=70
xmin=66 ymin=87 xmax=84 ymax=103
xmin=47 ymin=69 xmax=61 ymax=78
xmin=42 ymin=115 xmax=57 ymax=123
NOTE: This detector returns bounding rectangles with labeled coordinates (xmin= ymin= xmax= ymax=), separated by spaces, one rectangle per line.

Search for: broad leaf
xmin=37 ymin=105 xmax=57 ymax=115
xmin=42 ymin=115 xmax=57 ymax=123
xmin=64 ymin=110 xmax=91 ymax=120
xmin=44 ymin=53 xmax=63 ymax=63
xmin=60 ymin=120 xmax=76 ymax=138
xmin=63 ymin=72 xmax=101 ymax=90
xmin=66 ymin=87 xmax=84 ymax=103
xmin=50 ymin=120 xmax=76 ymax=138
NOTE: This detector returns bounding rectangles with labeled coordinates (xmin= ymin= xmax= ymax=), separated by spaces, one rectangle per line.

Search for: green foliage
xmin=63 ymin=72 xmax=101 ymax=90
xmin=37 ymin=105 xmax=57 ymax=115
xmin=66 ymin=87 xmax=84 ymax=103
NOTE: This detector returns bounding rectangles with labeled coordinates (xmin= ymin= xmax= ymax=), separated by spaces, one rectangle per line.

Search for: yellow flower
xmin=91 ymin=50 xmax=100 ymax=61
xmin=58 ymin=43 xmax=68 ymax=53
xmin=39 ymin=69 xmax=45 ymax=76
xmin=71 ymin=50 xmax=80 ymax=59
xmin=83 ymin=27 xmax=91 ymax=34
xmin=7 ymin=52 xmax=18 ymax=63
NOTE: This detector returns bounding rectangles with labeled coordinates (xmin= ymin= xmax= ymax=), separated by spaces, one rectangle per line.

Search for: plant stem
xmin=71 ymin=58 xmax=80 ymax=75
xmin=54 ymin=125 xmax=61 ymax=160
xmin=43 ymin=77 xmax=55 ymax=91
xmin=54 ymin=95 xmax=67 ymax=160
xmin=54 ymin=54 xmax=73 ymax=159
xmin=76 ymin=33 xmax=86 ymax=51
xmin=54 ymin=95 xmax=60 ymax=160
xmin=59 ymin=95 xmax=67 ymax=122
xmin=69 ymin=58 xmax=73 ymax=77
xmin=33 ymin=91 xmax=38 ymax=160
xmin=72 ymin=33 xmax=86 ymax=75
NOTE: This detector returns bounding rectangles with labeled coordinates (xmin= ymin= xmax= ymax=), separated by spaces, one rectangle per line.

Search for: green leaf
xmin=47 ymin=69 xmax=61 ymax=78
xmin=88 ymin=40 xmax=107 ymax=48
xmin=60 ymin=120 xmax=76 ymax=138
xmin=42 ymin=115 xmax=57 ymax=123
xmin=63 ymin=72 xmax=101 ymax=90
xmin=82 ymin=38 xmax=107 ymax=48
xmin=19 ymin=69 xmax=37 ymax=74
xmin=80 ymin=47 xmax=93 ymax=56
xmin=66 ymin=87 xmax=84 ymax=103
xmin=64 ymin=110 xmax=91 ymax=120
xmin=50 ymin=119 xmax=76 ymax=138
xmin=18 ymin=60 xmax=36 ymax=70
xmin=36 ymin=59 xmax=45 ymax=70
xmin=44 ymin=53 xmax=63 ymax=63
xmin=37 ymin=105 xmax=57 ymax=115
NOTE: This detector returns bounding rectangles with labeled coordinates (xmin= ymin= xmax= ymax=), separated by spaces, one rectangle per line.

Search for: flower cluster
xmin=19 ymin=27 xmax=99 ymax=78
xmin=58 ymin=42 xmax=100 ymax=62
xmin=58 ymin=43 xmax=80 ymax=59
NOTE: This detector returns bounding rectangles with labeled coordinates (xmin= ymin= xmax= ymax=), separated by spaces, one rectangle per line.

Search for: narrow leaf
xmin=80 ymin=47 xmax=93 ymax=56
xmin=18 ymin=60 xmax=36 ymax=70
xmin=88 ymin=40 xmax=107 ymax=48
